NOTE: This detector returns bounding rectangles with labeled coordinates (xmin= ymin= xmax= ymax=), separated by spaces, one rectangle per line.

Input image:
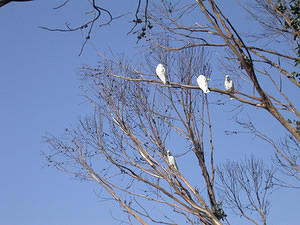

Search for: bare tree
xmin=44 ymin=0 xmax=299 ymax=224
xmin=46 ymin=47 xmax=226 ymax=225
xmin=217 ymin=156 xmax=275 ymax=225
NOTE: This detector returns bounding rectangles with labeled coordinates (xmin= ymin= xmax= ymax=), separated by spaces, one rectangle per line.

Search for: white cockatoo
xmin=197 ymin=74 xmax=210 ymax=94
xmin=167 ymin=150 xmax=178 ymax=171
xmin=156 ymin=63 xmax=168 ymax=84
xmin=224 ymin=75 xmax=234 ymax=99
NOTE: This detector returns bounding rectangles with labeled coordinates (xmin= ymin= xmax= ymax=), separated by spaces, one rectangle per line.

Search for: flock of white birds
xmin=155 ymin=63 xmax=234 ymax=95
xmin=156 ymin=63 xmax=235 ymax=171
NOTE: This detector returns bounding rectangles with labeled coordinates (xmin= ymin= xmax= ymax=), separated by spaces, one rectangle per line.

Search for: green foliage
xmin=277 ymin=0 xmax=287 ymax=13
xmin=277 ymin=0 xmax=300 ymax=81
xmin=277 ymin=0 xmax=300 ymax=36
xmin=287 ymin=119 xmax=300 ymax=132
xmin=291 ymin=71 xmax=300 ymax=78
xmin=213 ymin=202 xmax=227 ymax=221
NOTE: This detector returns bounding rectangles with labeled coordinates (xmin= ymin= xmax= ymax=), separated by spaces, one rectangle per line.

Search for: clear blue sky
xmin=0 ymin=1 xmax=299 ymax=225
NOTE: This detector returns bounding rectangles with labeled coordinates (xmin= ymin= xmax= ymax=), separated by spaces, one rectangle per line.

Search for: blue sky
xmin=0 ymin=1 xmax=299 ymax=225
xmin=0 ymin=2 xmax=121 ymax=225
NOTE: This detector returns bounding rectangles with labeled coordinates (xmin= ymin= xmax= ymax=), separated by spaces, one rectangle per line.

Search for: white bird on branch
xmin=167 ymin=150 xmax=178 ymax=171
xmin=197 ymin=74 xmax=210 ymax=94
xmin=156 ymin=63 xmax=168 ymax=84
xmin=224 ymin=75 xmax=234 ymax=100
xmin=0 ymin=0 xmax=33 ymax=7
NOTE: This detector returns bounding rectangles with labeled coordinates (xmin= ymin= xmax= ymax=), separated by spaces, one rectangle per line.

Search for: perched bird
xmin=196 ymin=74 xmax=210 ymax=94
xmin=224 ymin=75 xmax=234 ymax=99
xmin=0 ymin=0 xmax=33 ymax=7
xmin=155 ymin=63 xmax=168 ymax=84
xmin=167 ymin=150 xmax=178 ymax=171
